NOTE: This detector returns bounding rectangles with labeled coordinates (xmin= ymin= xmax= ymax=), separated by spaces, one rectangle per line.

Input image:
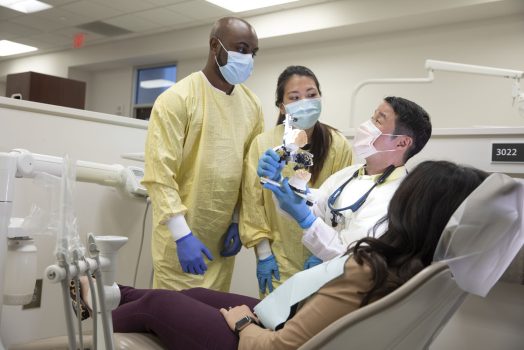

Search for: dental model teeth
xmin=284 ymin=129 xmax=308 ymax=149
xmin=289 ymin=169 xmax=311 ymax=192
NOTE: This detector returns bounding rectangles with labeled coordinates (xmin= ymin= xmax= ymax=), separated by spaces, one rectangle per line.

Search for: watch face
xmin=235 ymin=316 xmax=252 ymax=332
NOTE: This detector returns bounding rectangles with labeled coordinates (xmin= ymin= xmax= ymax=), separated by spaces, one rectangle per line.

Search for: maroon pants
xmin=112 ymin=286 xmax=260 ymax=350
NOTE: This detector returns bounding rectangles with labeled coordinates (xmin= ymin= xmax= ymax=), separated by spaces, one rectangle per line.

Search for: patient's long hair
xmin=350 ymin=160 xmax=488 ymax=306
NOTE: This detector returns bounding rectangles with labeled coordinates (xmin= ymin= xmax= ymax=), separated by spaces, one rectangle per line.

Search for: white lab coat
xmin=303 ymin=164 xmax=407 ymax=261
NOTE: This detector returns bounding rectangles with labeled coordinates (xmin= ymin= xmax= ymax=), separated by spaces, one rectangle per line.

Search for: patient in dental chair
xmin=77 ymin=161 xmax=488 ymax=350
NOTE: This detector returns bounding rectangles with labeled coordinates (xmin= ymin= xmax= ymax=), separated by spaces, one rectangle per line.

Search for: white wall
xmin=0 ymin=82 xmax=5 ymax=97
xmin=82 ymin=14 xmax=524 ymax=131
xmin=89 ymin=67 xmax=134 ymax=117
xmin=248 ymin=14 xmax=524 ymax=131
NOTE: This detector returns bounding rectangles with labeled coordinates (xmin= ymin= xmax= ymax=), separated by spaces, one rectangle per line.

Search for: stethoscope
xmin=327 ymin=165 xmax=396 ymax=227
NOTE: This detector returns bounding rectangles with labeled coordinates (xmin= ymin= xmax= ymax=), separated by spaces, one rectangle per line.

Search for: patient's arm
xmin=238 ymin=258 xmax=374 ymax=350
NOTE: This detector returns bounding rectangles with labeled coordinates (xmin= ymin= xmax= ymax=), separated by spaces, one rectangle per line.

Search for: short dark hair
xmin=384 ymin=96 xmax=432 ymax=162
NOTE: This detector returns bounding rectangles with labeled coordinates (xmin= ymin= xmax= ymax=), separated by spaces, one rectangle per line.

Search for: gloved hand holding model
xmin=176 ymin=233 xmax=213 ymax=275
xmin=258 ymin=149 xmax=285 ymax=181
xmin=257 ymin=254 xmax=280 ymax=293
xmin=263 ymin=178 xmax=317 ymax=229
xmin=303 ymin=255 xmax=323 ymax=269
xmin=220 ymin=223 xmax=242 ymax=257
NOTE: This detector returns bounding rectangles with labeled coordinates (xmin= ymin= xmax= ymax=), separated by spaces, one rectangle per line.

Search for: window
xmin=132 ymin=64 xmax=176 ymax=120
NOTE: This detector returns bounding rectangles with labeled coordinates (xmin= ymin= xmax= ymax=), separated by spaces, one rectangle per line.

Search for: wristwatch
xmin=234 ymin=315 xmax=255 ymax=334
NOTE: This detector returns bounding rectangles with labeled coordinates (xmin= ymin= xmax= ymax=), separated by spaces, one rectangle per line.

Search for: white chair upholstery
xmin=298 ymin=262 xmax=466 ymax=350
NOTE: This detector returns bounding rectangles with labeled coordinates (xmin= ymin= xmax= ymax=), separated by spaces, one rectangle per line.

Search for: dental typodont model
xmin=260 ymin=114 xmax=315 ymax=204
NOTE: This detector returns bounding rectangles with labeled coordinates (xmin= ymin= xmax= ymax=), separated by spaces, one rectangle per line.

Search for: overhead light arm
xmin=425 ymin=59 xmax=523 ymax=79
xmin=349 ymin=59 xmax=524 ymax=129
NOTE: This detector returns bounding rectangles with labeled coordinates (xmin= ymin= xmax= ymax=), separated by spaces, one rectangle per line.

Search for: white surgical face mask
xmin=284 ymin=98 xmax=322 ymax=129
xmin=353 ymin=120 xmax=403 ymax=159
xmin=215 ymin=39 xmax=254 ymax=85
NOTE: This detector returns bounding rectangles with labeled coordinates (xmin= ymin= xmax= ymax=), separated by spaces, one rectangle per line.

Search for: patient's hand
xmin=219 ymin=305 xmax=259 ymax=331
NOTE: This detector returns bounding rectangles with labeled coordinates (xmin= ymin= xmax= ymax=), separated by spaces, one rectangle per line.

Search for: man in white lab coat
xmin=260 ymin=96 xmax=432 ymax=263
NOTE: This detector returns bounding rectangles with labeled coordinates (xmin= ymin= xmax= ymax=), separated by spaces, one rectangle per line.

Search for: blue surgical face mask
xmin=215 ymin=39 xmax=254 ymax=85
xmin=284 ymin=98 xmax=322 ymax=129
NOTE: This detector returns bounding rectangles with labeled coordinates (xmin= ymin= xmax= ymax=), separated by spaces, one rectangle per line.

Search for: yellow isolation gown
xmin=240 ymin=124 xmax=352 ymax=297
xmin=143 ymin=71 xmax=264 ymax=291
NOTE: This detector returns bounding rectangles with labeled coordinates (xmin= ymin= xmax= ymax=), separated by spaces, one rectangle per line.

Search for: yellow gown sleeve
xmin=239 ymin=134 xmax=273 ymax=248
xmin=142 ymin=90 xmax=189 ymax=225
xmin=238 ymin=258 xmax=373 ymax=350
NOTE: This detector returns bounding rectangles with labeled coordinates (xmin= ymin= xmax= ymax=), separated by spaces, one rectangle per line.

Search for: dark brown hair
xmin=275 ymin=65 xmax=335 ymax=184
xmin=350 ymin=160 xmax=488 ymax=306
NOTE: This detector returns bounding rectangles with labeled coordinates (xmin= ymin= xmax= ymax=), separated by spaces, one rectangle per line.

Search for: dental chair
xmin=300 ymin=173 xmax=524 ymax=350
xmin=298 ymin=261 xmax=465 ymax=350
xmin=10 ymin=174 xmax=523 ymax=350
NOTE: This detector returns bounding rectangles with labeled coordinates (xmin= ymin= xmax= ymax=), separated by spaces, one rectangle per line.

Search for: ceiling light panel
xmin=0 ymin=0 xmax=52 ymax=14
xmin=0 ymin=39 xmax=37 ymax=56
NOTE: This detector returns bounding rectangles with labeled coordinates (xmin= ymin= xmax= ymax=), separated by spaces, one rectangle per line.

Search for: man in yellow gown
xmin=143 ymin=17 xmax=263 ymax=292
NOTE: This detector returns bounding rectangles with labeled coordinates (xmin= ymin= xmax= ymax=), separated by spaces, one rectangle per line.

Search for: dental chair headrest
xmin=433 ymin=173 xmax=524 ymax=297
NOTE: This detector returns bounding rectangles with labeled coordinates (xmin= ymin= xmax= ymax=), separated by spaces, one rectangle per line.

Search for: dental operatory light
xmin=0 ymin=40 xmax=37 ymax=57
xmin=349 ymin=59 xmax=524 ymax=127
xmin=0 ymin=0 xmax=52 ymax=13
xmin=206 ymin=0 xmax=298 ymax=12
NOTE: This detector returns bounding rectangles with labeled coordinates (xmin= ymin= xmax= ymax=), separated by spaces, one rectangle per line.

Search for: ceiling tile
xmin=145 ymin=0 xmax=188 ymax=5
xmin=34 ymin=7 xmax=87 ymax=27
xmin=0 ymin=21 xmax=41 ymax=37
xmin=136 ymin=7 xmax=194 ymax=27
xmin=10 ymin=13 xmax=67 ymax=32
xmin=25 ymin=32 xmax=71 ymax=46
xmin=167 ymin=0 xmax=230 ymax=20
xmin=0 ymin=6 xmax=22 ymax=20
xmin=92 ymin=0 xmax=157 ymax=13
xmin=105 ymin=14 xmax=162 ymax=32
xmin=61 ymin=0 xmax=123 ymax=21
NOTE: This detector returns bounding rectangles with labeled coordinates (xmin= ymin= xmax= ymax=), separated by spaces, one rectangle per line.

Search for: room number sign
xmin=491 ymin=143 xmax=524 ymax=163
